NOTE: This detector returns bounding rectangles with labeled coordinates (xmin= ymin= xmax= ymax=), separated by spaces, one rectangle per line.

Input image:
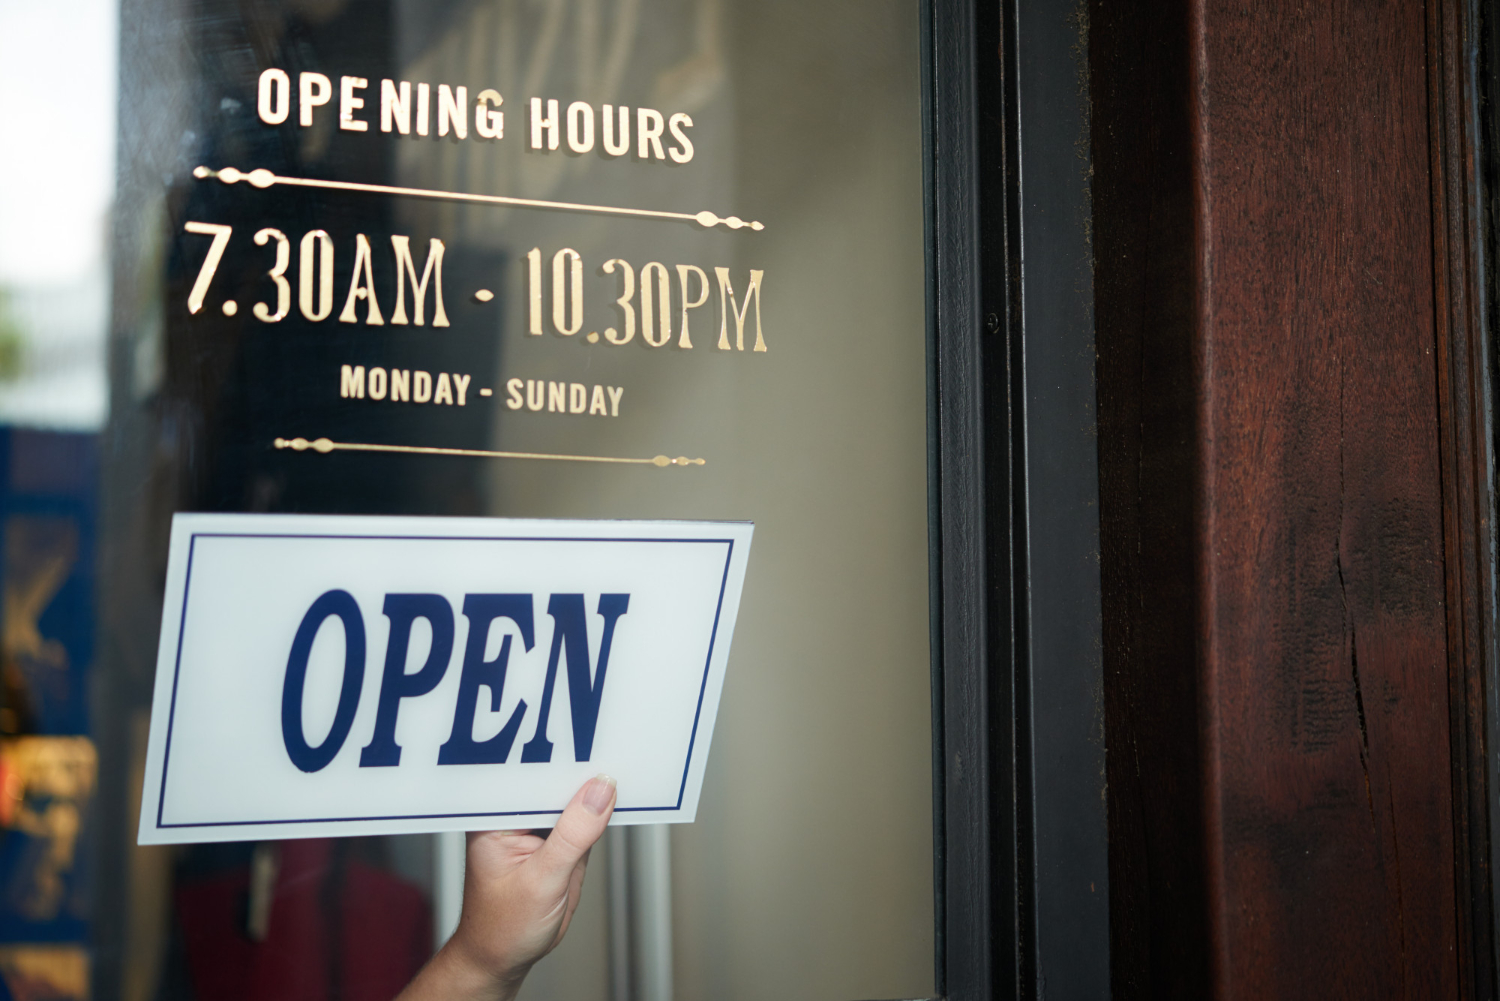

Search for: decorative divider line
xmin=274 ymin=436 xmax=706 ymax=468
xmin=195 ymin=166 xmax=764 ymax=231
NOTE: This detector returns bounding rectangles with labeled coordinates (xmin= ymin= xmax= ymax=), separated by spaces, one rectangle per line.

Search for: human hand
xmin=396 ymin=774 xmax=618 ymax=1001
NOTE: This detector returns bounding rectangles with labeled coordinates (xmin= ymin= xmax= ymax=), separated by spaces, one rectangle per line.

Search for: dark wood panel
xmin=1095 ymin=0 xmax=1484 ymax=995
xmin=1090 ymin=0 xmax=1208 ymax=994
xmin=1204 ymin=0 xmax=1455 ymax=995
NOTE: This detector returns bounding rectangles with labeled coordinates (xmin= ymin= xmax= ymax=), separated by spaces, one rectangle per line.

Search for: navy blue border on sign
xmin=156 ymin=531 xmax=737 ymax=829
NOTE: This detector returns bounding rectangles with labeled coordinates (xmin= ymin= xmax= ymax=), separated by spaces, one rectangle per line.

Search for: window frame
xmin=923 ymin=0 xmax=1109 ymax=997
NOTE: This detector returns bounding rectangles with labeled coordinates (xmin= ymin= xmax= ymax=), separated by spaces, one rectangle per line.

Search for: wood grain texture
xmin=1095 ymin=0 xmax=1486 ymax=995
xmin=1202 ymin=0 xmax=1456 ymax=995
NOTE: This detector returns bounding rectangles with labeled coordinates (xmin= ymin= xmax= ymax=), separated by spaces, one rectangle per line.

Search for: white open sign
xmin=137 ymin=513 xmax=753 ymax=844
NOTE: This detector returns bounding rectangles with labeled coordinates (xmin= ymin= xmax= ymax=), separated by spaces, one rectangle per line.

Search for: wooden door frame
xmin=1090 ymin=0 xmax=1500 ymax=995
xmin=1452 ymin=0 xmax=1500 ymax=992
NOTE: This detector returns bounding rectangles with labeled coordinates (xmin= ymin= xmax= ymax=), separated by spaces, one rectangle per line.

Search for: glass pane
xmin=7 ymin=1 xmax=932 ymax=998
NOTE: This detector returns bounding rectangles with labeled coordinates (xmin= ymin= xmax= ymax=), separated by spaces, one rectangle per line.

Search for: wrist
xmin=400 ymin=933 xmax=528 ymax=1001
xmin=439 ymin=928 xmax=531 ymax=1001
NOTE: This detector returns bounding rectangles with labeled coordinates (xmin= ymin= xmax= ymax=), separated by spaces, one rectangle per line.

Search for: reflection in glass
xmin=0 ymin=0 xmax=115 ymax=429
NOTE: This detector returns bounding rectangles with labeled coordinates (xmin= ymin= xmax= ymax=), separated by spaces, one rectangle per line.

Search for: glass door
xmin=88 ymin=1 xmax=936 ymax=999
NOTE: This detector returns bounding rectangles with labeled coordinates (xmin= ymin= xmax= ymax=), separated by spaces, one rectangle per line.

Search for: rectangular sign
xmin=137 ymin=513 xmax=752 ymax=844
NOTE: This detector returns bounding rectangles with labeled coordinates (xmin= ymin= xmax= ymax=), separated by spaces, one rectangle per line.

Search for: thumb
xmin=530 ymin=774 xmax=617 ymax=883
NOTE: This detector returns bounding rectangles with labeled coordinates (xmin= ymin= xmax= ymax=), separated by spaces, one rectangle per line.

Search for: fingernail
xmin=583 ymin=774 xmax=617 ymax=815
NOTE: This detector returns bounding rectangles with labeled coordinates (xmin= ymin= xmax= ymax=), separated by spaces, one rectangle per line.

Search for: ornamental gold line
xmin=273 ymin=437 xmax=706 ymax=468
xmin=195 ymin=166 xmax=765 ymax=232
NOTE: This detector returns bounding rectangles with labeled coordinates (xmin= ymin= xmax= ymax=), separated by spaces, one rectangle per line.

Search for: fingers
xmin=529 ymin=775 xmax=616 ymax=885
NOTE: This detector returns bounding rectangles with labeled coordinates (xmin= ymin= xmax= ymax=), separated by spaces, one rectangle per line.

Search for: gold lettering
xmin=641 ymin=262 xmax=672 ymax=347
xmin=381 ymin=79 xmax=411 ymax=134
xmin=453 ymin=373 xmax=471 ymax=405
xmin=258 ymin=69 xmax=290 ymax=125
xmin=413 ymin=370 xmax=432 ymax=403
xmin=507 ymin=378 xmax=524 ymax=409
xmin=602 ymin=104 xmax=629 ymax=156
xmin=299 ymin=230 xmax=334 ymax=321
xmin=589 ymin=385 xmax=607 ymax=415
xmin=603 ymin=259 xmax=635 ymax=344
xmin=438 ymin=84 xmax=468 ymax=138
xmin=531 ymin=97 xmax=559 ymax=150
xmin=567 ymin=101 xmax=595 ymax=153
xmin=182 ymin=221 xmax=232 ymax=315
xmin=569 ymin=383 xmax=586 ymax=413
xmin=552 ymin=248 xmax=582 ymax=335
xmin=607 ymin=386 xmax=623 ymax=416
xmin=390 ymin=236 xmax=449 ymax=326
xmin=391 ymin=369 xmax=410 ymax=402
xmin=526 ymin=379 xmax=544 ymax=411
xmin=715 ymin=267 xmax=766 ymax=351
xmin=526 ymin=248 xmax=543 ymax=335
xmin=369 ymin=367 xmax=388 ymax=399
xmin=636 ymin=107 xmax=665 ymax=159
xmin=339 ymin=234 xmax=384 ymax=325
xmin=676 ymin=264 xmax=709 ymax=348
xmin=339 ymin=76 xmax=369 ymax=132
xmin=548 ymin=381 xmax=565 ymax=412
xmin=340 ymin=364 xmax=365 ymax=398
xmin=253 ymin=228 xmax=290 ymax=322
xmin=475 ymin=89 xmax=503 ymax=139
xmin=299 ymin=72 xmax=331 ymax=127
xmin=434 ymin=373 xmax=454 ymax=405
xmin=668 ymin=113 xmax=694 ymax=163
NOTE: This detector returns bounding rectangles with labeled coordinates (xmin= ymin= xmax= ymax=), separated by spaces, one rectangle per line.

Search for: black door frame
xmin=924 ymin=0 xmax=1109 ymax=996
